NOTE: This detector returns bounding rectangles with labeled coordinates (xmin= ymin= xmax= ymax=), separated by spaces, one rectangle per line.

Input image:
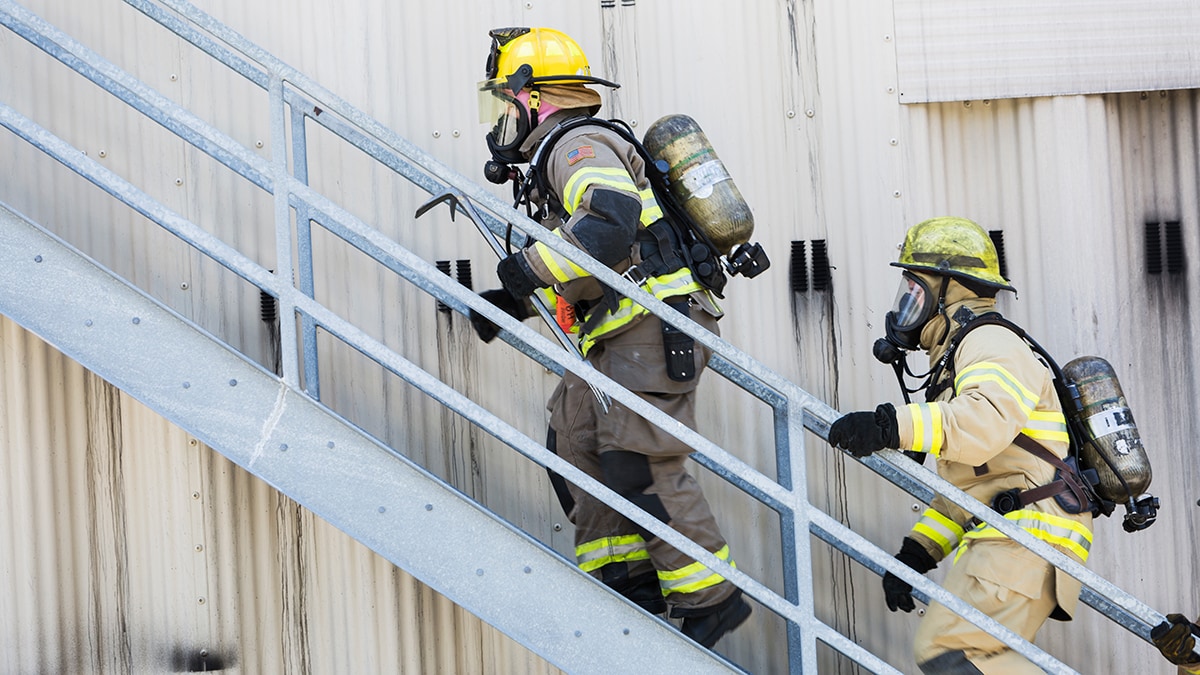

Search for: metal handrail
xmin=0 ymin=0 xmax=1170 ymax=671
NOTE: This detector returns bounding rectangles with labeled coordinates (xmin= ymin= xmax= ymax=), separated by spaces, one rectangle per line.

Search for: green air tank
xmin=642 ymin=114 xmax=754 ymax=254
xmin=1062 ymin=356 xmax=1153 ymax=502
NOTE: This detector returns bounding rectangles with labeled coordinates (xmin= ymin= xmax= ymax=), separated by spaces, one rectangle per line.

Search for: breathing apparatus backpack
xmin=930 ymin=307 xmax=1158 ymax=532
xmin=508 ymin=113 xmax=770 ymax=300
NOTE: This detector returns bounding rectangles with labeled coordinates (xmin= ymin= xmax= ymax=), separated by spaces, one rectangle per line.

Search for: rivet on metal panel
xmin=85 ymin=320 xmax=93 ymax=327
xmin=229 ymin=379 xmax=237 ymax=386
xmin=279 ymin=443 xmax=288 ymax=451
xmin=623 ymin=628 xmax=630 ymax=635
xmin=630 ymin=119 xmax=638 ymax=127
xmin=98 ymin=150 xmax=107 ymax=158
xmin=432 ymin=131 xmax=441 ymax=138
xmin=452 ymin=130 xmax=460 ymax=138
xmin=476 ymin=569 xmax=484 ymax=576
xmin=805 ymin=109 xmax=815 ymax=118
xmin=553 ymin=523 xmax=563 ymax=532
xmin=574 ymin=630 xmax=582 ymax=637
xmin=182 ymin=382 xmax=190 ymax=389
xmin=199 ymin=649 xmax=208 ymax=658
xmin=884 ymin=34 xmax=892 ymax=42
xmin=1160 ymin=91 xmax=1168 ymax=98
xmin=890 ymin=138 xmax=898 ymax=146
xmin=198 ymin=597 xmax=206 ymax=605
xmin=893 ymin=190 xmax=902 ymax=198
xmin=425 ymin=504 xmax=433 ymax=511
xmin=255 ymin=140 xmax=264 ymax=148
xmin=911 ymin=503 xmax=921 ymax=512
xmin=786 ymin=110 xmax=796 ymax=119
xmin=887 ymin=87 xmax=895 ymax=94
xmin=180 ymin=282 xmax=189 ymax=290
xmin=378 ymin=506 xmax=386 ymax=513
xmin=963 ymin=101 xmax=972 ymax=108
xmin=523 ymin=566 xmax=532 ymax=574
xmin=34 ymin=255 xmax=43 ymax=262
xmin=189 ymin=439 xmax=197 ymax=447
xmin=192 ymin=491 xmax=200 ymax=499
xmin=175 ymin=178 xmax=183 ymax=186
xmin=132 ymin=317 xmax=141 ymax=324
xmin=525 ymin=2 xmax=533 ymax=8
xmin=1140 ymin=92 xmax=1149 ymax=100
xmin=917 ymin=608 xmax=925 ymax=616
xmin=327 ymin=441 xmax=335 ymax=449
xmin=195 ymin=544 xmax=203 ymax=552
xmin=983 ymin=100 xmax=992 ymax=106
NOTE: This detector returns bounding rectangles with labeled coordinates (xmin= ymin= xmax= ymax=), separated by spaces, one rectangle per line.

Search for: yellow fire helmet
xmin=481 ymin=27 xmax=619 ymax=94
xmin=892 ymin=216 xmax=1015 ymax=291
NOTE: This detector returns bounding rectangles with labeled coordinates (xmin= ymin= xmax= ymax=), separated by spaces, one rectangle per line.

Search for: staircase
xmin=0 ymin=1 xmax=1169 ymax=673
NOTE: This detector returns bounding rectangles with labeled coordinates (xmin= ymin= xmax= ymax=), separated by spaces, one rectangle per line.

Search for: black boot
xmin=622 ymin=574 xmax=667 ymax=615
xmin=680 ymin=590 xmax=752 ymax=648
xmin=603 ymin=566 xmax=667 ymax=615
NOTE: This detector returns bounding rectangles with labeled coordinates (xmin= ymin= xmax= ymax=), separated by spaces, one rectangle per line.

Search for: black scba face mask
xmin=883 ymin=272 xmax=940 ymax=351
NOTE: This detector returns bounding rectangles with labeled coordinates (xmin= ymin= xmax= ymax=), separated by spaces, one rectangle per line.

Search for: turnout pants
xmin=914 ymin=539 xmax=1061 ymax=674
xmin=547 ymin=310 xmax=736 ymax=616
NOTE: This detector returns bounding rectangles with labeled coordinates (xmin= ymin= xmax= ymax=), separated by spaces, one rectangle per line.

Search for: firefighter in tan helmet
xmin=828 ymin=217 xmax=1094 ymax=673
xmin=469 ymin=27 xmax=750 ymax=648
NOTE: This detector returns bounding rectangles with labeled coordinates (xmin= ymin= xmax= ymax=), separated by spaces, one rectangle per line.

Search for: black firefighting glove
xmin=828 ymin=403 xmax=900 ymax=458
xmin=496 ymin=252 xmax=542 ymax=299
xmin=882 ymin=536 xmax=938 ymax=613
xmin=1150 ymin=614 xmax=1200 ymax=667
xmin=469 ymin=288 xmax=531 ymax=343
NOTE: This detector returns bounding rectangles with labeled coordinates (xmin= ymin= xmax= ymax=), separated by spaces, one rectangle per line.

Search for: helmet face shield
xmin=478 ymin=81 xmax=530 ymax=163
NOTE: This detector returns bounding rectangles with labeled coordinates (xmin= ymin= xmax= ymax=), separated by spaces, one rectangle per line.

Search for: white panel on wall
xmin=895 ymin=0 xmax=1200 ymax=103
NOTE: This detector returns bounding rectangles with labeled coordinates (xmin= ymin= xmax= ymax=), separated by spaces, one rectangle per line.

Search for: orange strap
xmin=555 ymin=296 xmax=576 ymax=332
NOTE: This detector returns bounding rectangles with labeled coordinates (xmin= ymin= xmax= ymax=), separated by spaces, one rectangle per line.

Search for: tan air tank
xmin=1061 ymin=356 xmax=1153 ymax=502
xmin=642 ymin=114 xmax=754 ymax=253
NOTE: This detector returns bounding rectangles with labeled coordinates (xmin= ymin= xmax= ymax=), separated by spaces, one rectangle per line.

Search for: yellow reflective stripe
xmin=957 ymin=509 xmax=1093 ymax=562
xmin=535 ymin=287 xmax=557 ymax=309
xmin=1023 ymin=410 xmax=1070 ymax=444
xmin=955 ymin=362 xmax=1039 ymax=417
xmin=575 ymin=534 xmax=650 ymax=573
xmin=562 ymin=167 xmax=638 ymax=215
xmin=531 ymin=230 xmax=589 ymax=284
xmin=658 ymin=545 xmax=734 ymax=596
xmin=578 ymin=269 xmax=704 ymax=355
xmin=639 ymin=187 xmax=664 ymax=225
xmin=905 ymin=402 xmax=944 ymax=456
xmin=911 ymin=508 xmax=964 ymax=557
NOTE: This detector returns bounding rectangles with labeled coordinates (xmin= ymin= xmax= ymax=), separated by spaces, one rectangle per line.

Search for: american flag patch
xmin=565 ymin=145 xmax=595 ymax=165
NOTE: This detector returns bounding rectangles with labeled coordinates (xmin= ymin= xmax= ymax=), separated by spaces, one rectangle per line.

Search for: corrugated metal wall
xmin=1 ymin=0 xmax=1197 ymax=673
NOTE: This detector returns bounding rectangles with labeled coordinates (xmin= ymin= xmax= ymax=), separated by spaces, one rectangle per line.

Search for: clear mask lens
xmin=890 ymin=273 xmax=931 ymax=330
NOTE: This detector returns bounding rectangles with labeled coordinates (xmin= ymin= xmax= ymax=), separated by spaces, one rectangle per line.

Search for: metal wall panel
xmin=0 ymin=314 xmax=560 ymax=674
xmin=895 ymin=0 xmax=1200 ymax=103
xmin=1 ymin=0 xmax=1198 ymax=673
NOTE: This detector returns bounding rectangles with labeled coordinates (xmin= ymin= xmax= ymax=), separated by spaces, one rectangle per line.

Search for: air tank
xmin=642 ymin=114 xmax=754 ymax=253
xmin=1061 ymin=356 xmax=1153 ymax=502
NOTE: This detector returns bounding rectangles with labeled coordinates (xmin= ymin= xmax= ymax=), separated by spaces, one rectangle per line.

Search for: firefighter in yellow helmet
xmin=469 ymin=28 xmax=750 ymax=648
xmin=1153 ymin=613 xmax=1200 ymax=673
xmin=828 ymin=217 xmax=1094 ymax=673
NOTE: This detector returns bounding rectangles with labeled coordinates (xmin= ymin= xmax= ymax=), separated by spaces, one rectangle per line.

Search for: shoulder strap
xmin=926 ymin=308 xmax=1011 ymax=400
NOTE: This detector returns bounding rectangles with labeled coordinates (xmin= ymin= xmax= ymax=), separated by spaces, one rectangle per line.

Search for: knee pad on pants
xmin=600 ymin=450 xmax=670 ymax=537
